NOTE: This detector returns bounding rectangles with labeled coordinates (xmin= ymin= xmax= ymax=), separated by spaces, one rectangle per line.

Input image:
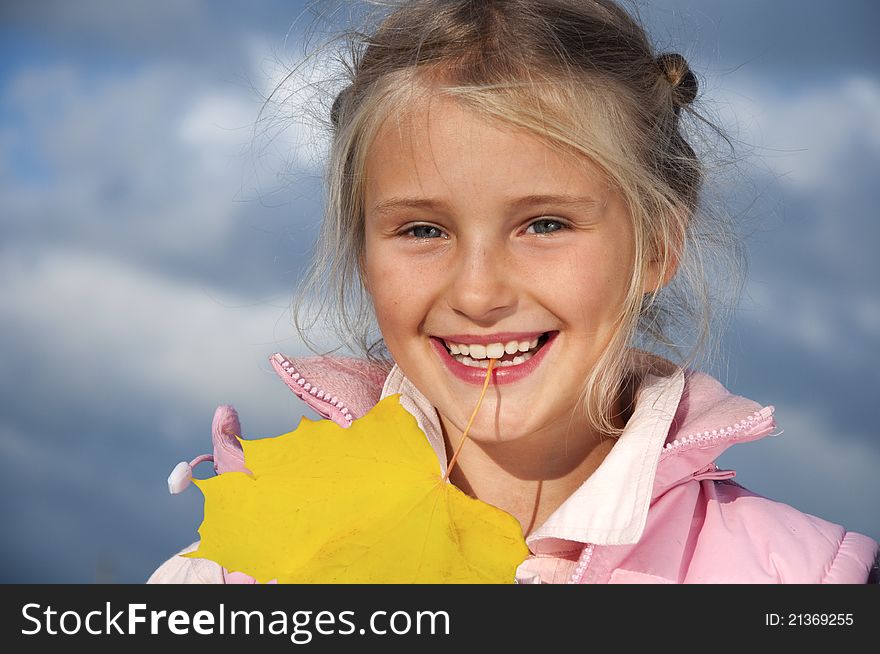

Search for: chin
xmin=467 ymin=419 xmax=535 ymax=443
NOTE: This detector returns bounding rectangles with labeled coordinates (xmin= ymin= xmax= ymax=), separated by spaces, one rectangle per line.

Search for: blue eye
xmin=526 ymin=219 xmax=566 ymax=235
xmin=403 ymin=224 xmax=446 ymax=239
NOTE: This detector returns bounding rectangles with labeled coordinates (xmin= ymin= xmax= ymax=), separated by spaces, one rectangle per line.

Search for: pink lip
xmin=432 ymin=331 xmax=547 ymax=346
xmin=430 ymin=331 xmax=558 ymax=386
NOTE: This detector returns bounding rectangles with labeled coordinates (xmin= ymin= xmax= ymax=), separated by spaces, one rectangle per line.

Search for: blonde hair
xmin=284 ymin=0 xmax=743 ymax=437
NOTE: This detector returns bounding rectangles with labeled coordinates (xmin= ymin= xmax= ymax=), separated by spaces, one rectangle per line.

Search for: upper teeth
xmin=445 ymin=337 xmax=540 ymax=359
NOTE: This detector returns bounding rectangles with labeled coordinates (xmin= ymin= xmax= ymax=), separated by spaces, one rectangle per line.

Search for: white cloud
xmin=179 ymin=92 xmax=257 ymax=150
xmin=853 ymin=295 xmax=880 ymax=335
xmin=738 ymin=279 xmax=879 ymax=368
xmin=1 ymin=53 xmax=331 ymax=262
xmin=238 ymin=37 xmax=344 ymax=174
xmin=703 ymin=74 xmax=880 ymax=365
xmin=0 ymin=248 xmax=340 ymax=440
xmin=712 ymin=74 xmax=880 ymax=193
xmin=0 ymin=43 xmax=365 ymax=445
xmin=3 ymin=64 xmax=233 ymax=254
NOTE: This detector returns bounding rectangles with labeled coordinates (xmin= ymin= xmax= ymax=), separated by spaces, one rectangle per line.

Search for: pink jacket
xmin=149 ymin=351 xmax=879 ymax=584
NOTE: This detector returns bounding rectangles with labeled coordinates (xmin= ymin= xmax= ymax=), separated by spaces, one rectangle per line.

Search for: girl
xmin=150 ymin=0 xmax=878 ymax=584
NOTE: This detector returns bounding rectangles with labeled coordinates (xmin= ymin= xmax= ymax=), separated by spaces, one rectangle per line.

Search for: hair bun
xmin=330 ymin=84 xmax=354 ymax=130
xmin=656 ymin=52 xmax=698 ymax=108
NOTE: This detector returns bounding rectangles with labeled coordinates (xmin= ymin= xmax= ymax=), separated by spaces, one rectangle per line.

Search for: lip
xmin=430 ymin=331 xmax=558 ymax=386
xmin=432 ymin=331 xmax=547 ymax=346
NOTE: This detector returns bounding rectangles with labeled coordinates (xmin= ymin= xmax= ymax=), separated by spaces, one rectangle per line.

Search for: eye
xmin=401 ymin=224 xmax=447 ymax=239
xmin=525 ymin=218 xmax=567 ymax=235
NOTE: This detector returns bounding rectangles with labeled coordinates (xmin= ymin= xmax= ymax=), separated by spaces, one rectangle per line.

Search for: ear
xmin=641 ymin=226 xmax=683 ymax=294
xmin=642 ymin=253 xmax=679 ymax=294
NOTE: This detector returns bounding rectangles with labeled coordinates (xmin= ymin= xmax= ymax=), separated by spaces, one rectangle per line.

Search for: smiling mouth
xmin=437 ymin=332 xmax=553 ymax=369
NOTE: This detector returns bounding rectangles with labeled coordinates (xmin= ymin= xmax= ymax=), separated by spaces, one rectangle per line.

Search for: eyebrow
xmin=371 ymin=193 xmax=601 ymax=215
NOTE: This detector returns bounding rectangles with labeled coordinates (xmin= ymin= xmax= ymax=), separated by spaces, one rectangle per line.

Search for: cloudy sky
xmin=1 ymin=0 xmax=877 ymax=583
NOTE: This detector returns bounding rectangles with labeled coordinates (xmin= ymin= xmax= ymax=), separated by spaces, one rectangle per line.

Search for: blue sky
xmin=1 ymin=1 xmax=878 ymax=582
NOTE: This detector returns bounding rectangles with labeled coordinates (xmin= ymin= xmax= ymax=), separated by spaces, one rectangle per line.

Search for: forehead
xmin=363 ymin=95 xmax=609 ymax=208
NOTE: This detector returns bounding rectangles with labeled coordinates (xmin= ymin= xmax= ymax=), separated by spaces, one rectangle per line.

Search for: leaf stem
xmin=443 ymin=358 xmax=495 ymax=482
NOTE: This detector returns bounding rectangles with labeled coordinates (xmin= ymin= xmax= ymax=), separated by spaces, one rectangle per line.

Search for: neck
xmin=440 ymin=397 xmax=628 ymax=537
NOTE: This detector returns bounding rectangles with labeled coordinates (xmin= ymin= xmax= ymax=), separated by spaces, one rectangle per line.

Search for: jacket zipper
xmin=659 ymin=406 xmax=775 ymax=460
xmin=274 ymin=355 xmax=355 ymax=425
xmin=568 ymin=543 xmax=594 ymax=584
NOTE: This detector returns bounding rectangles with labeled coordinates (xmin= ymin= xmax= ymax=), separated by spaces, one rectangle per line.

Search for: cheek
xmin=364 ymin=249 xmax=424 ymax=342
xmin=375 ymin=295 xmax=408 ymax=337
xmin=559 ymin=249 xmax=633 ymax=324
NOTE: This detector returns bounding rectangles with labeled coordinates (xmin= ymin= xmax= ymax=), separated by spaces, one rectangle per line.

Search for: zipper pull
xmin=167 ymin=454 xmax=214 ymax=494
xmin=692 ymin=462 xmax=736 ymax=482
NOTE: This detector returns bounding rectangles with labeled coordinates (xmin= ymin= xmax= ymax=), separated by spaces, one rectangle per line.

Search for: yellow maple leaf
xmin=185 ymin=393 xmax=529 ymax=583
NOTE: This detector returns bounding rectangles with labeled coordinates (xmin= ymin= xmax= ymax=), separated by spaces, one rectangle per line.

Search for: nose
xmin=445 ymin=240 xmax=517 ymax=324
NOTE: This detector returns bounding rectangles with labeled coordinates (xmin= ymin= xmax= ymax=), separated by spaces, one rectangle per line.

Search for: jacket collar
xmin=272 ymin=350 xmax=775 ymax=550
xmin=522 ymin=363 xmax=685 ymax=549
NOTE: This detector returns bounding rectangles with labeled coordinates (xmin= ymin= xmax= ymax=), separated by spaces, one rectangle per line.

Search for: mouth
xmin=429 ymin=331 xmax=558 ymax=385
xmin=436 ymin=332 xmax=554 ymax=368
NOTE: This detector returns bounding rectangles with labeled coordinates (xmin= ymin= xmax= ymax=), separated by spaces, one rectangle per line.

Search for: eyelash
xmin=402 ymin=225 xmax=445 ymax=240
xmin=526 ymin=218 xmax=569 ymax=235
xmin=400 ymin=218 xmax=569 ymax=240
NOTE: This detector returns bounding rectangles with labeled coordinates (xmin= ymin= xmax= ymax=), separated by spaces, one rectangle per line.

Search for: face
xmin=363 ymin=95 xmax=652 ymax=447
